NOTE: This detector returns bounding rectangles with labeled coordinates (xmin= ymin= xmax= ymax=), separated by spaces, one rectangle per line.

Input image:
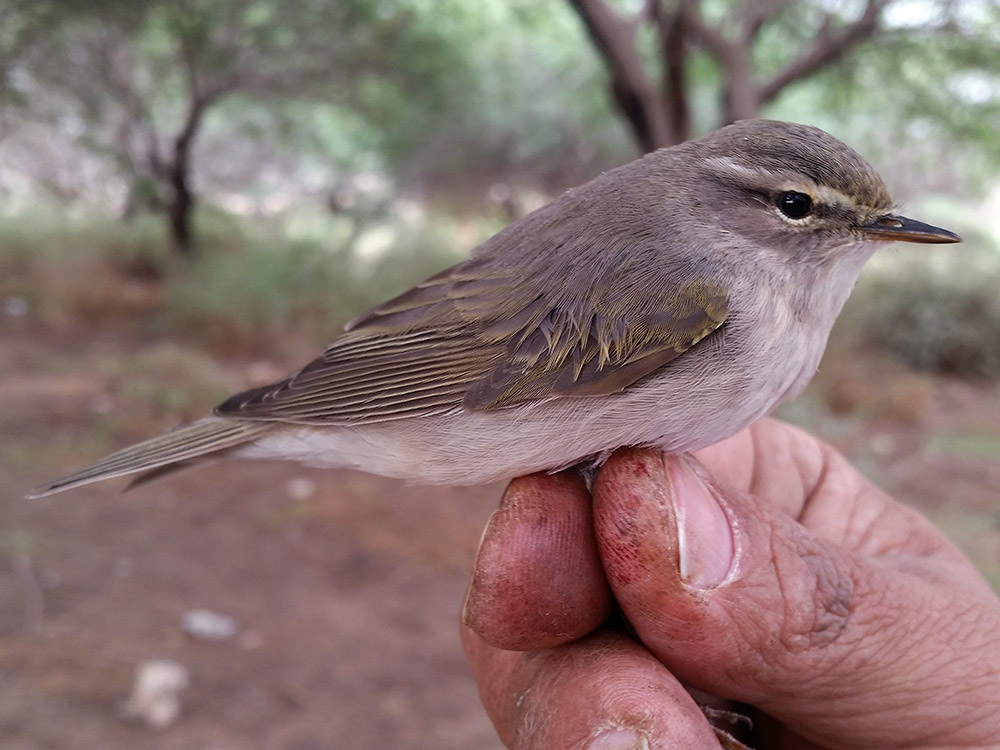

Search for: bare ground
xmin=1 ymin=322 xmax=504 ymax=750
xmin=2 ymin=312 xmax=999 ymax=750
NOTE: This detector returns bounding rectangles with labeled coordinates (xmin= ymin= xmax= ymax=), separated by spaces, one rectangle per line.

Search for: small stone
xmin=3 ymin=296 xmax=28 ymax=317
xmin=182 ymin=608 xmax=238 ymax=641
xmin=121 ymin=659 xmax=189 ymax=730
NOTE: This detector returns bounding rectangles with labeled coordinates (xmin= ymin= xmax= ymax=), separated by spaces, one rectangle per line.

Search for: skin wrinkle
xmin=766 ymin=527 xmax=853 ymax=655
xmin=509 ymin=652 xmax=553 ymax=748
xmin=770 ymin=529 xmax=800 ymax=659
xmin=793 ymin=443 xmax=953 ymax=561
xmin=467 ymin=423 xmax=1000 ymax=749
xmin=703 ymin=428 xmax=963 ymax=699
xmin=846 ymin=488 xmax=958 ymax=565
xmin=946 ymin=654 xmax=1000 ymax=746
xmin=879 ymin=587 xmax=967 ymax=686
xmin=795 ymin=440 xmax=834 ymax=521
xmin=508 ymin=642 xmax=667 ymax=750
xmin=800 ymin=570 xmax=884 ymax=689
xmin=866 ymin=651 xmax=987 ymax=749
xmin=792 ymin=433 xmax=826 ymax=510
xmin=800 ymin=550 xmax=853 ymax=645
xmin=791 ymin=566 xmax=981 ymax=711
xmin=849 ymin=488 xmax=887 ymax=553
xmin=717 ymin=588 xmax=777 ymax=691
xmin=750 ymin=570 xmax=988 ymax=745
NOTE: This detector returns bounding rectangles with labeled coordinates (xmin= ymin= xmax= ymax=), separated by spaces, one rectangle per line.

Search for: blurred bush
xmin=855 ymin=226 xmax=1000 ymax=378
xmin=0 ymin=207 xmax=466 ymax=357
xmin=6 ymin=197 xmax=1000 ymax=379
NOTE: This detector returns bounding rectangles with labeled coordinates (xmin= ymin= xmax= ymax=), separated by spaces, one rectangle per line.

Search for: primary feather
xmin=29 ymin=419 xmax=270 ymax=497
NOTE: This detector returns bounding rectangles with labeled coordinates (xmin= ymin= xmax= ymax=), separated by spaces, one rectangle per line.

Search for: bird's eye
xmin=777 ymin=191 xmax=813 ymax=220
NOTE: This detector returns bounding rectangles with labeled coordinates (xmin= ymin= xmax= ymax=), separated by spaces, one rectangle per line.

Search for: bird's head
xmin=680 ymin=119 xmax=960 ymax=264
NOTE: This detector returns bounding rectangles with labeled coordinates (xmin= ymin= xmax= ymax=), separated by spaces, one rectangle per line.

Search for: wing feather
xmin=216 ymin=184 xmax=730 ymax=425
xmin=215 ymin=270 xmax=727 ymax=425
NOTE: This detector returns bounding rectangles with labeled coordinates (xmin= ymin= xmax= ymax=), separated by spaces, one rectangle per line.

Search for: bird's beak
xmin=857 ymin=214 xmax=962 ymax=244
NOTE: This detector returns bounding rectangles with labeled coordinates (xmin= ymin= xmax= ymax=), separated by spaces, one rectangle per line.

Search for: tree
xmin=4 ymin=0 xmax=473 ymax=255
xmin=566 ymin=0 xmax=906 ymax=152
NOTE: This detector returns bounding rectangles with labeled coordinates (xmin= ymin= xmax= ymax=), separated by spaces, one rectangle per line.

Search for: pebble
xmin=121 ymin=659 xmax=190 ymax=730
xmin=182 ymin=608 xmax=239 ymax=641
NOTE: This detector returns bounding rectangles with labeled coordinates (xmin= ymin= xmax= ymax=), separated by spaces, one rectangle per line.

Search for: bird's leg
xmin=702 ymin=705 xmax=754 ymax=750
xmin=570 ymin=449 xmax=615 ymax=490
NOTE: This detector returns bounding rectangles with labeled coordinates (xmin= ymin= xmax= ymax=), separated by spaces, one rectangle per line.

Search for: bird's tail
xmin=28 ymin=417 xmax=271 ymax=498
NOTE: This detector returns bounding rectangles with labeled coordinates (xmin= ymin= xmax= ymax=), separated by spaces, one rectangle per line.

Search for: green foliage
xmin=4 ymin=0 xmax=1000 ymax=267
xmin=1 ymin=0 xmax=630 ymax=226
xmin=379 ymin=1 xmax=630 ymax=183
xmin=765 ymin=1 xmax=1000 ymax=193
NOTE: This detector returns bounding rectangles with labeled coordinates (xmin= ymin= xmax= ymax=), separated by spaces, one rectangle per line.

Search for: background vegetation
xmin=2 ymin=0 xmax=999 ymax=355
xmin=3 ymin=0 xmax=1000 ymax=552
xmin=2 ymin=2 xmax=1000 ymax=747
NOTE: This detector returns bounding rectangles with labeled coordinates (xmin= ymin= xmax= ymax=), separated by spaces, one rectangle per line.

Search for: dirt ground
xmin=2 ymin=312 xmax=1000 ymax=750
xmin=1 ymin=323 xmax=505 ymax=750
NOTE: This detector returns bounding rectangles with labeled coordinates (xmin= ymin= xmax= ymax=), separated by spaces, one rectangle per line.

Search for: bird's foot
xmin=703 ymin=705 xmax=753 ymax=750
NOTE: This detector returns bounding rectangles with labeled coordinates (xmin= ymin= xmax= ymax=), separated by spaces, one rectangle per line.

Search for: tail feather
xmin=28 ymin=418 xmax=271 ymax=498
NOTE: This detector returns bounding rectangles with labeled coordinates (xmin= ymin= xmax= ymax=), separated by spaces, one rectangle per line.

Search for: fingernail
xmin=586 ymin=727 xmax=649 ymax=750
xmin=461 ymin=507 xmax=500 ymax=626
xmin=669 ymin=457 xmax=736 ymax=589
xmin=460 ymin=582 xmax=473 ymax=626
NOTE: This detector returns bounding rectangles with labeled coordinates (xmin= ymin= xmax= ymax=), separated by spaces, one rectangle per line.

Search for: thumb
xmin=592 ymin=447 xmax=1000 ymax=749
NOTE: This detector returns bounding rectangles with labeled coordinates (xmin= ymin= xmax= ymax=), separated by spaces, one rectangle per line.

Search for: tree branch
xmin=759 ymin=0 xmax=886 ymax=104
xmin=676 ymin=0 xmax=731 ymax=62
xmin=678 ymin=0 xmax=761 ymax=123
xmin=650 ymin=2 xmax=691 ymax=143
xmin=567 ymin=0 xmax=675 ymax=150
xmin=740 ymin=0 xmax=787 ymax=43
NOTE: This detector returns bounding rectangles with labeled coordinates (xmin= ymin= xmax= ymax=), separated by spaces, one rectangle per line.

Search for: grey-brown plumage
xmin=30 ymin=120 xmax=960 ymax=497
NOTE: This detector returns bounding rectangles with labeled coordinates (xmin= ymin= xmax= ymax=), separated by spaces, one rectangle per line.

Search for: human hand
xmin=461 ymin=419 xmax=1000 ymax=749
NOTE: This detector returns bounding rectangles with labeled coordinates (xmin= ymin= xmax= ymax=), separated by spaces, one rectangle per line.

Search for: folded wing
xmin=215 ymin=253 xmax=729 ymax=424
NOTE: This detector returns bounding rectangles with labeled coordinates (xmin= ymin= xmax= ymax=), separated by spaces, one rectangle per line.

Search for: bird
xmin=30 ymin=119 xmax=960 ymax=498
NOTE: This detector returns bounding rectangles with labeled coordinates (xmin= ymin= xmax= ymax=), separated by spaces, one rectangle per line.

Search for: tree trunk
xmin=569 ymin=0 xmax=887 ymax=154
xmin=166 ymin=161 xmax=194 ymax=255
xmin=658 ymin=7 xmax=691 ymax=144
xmin=162 ymin=93 xmax=207 ymax=257
xmin=567 ymin=0 xmax=679 ymax=151
xmin=720 ymin=44 xmax=759 ymax=123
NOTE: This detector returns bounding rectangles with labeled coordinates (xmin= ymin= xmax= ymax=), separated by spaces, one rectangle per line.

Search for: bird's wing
xmin=215 ymin=253 xmax=729 ymax=425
